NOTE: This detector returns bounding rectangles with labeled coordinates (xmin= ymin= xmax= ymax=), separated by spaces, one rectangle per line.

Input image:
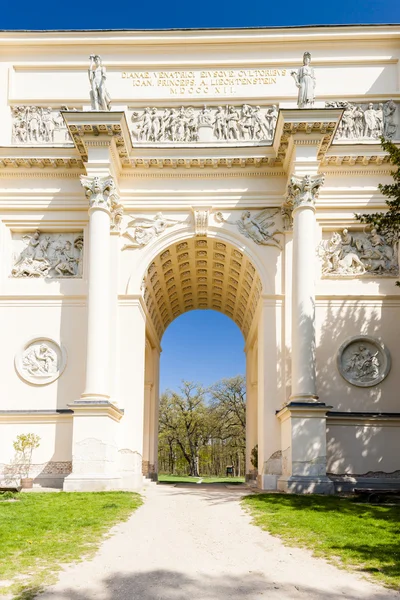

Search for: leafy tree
xmin=357 ymin=138 xmax=400 ymax=285
xmin=158 ymin=376 xmax=246 ymax=477
xmin=209 ymin=375 xmax=246 ymax=475
xmin=158 ymin=382 xmax=209 ymax=476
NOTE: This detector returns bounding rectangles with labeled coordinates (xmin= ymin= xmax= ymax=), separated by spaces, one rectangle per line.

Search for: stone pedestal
xmin=63 ymin=401 xmax=124 ymax=491
xmin=277 ymin=403 xmax=334 ymax=494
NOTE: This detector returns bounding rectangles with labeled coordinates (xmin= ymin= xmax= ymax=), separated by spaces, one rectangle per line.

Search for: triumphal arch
xmin=0 ymin=25 xmax=399 ymax=493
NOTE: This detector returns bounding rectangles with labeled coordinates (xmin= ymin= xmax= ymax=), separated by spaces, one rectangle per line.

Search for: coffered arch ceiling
xmin=142 ymin=237 xmax=263 ymax=341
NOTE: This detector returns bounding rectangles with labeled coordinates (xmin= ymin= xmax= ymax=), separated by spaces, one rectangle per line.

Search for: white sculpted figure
xmin=12 ymin=106 xmax=70 ymax=144
xmin=236 ymin=209 xmax=282 ymax=248
xmin=22 ymin=343 xmax=58 ymax=376
xmin=331 ymin=100 xmax=398 ymax=141
xmin=345 ymin=345 xmax=380 ymax=382
xmin=88 ymin=55 xmax=111 ymax=111
xmin=291 ymin=52 xmax=316 ymax=108
xmin=383 ymin=100 xmax=397 ymax=139
xmin=12 ymin=231 xmax=84 ymax=278
xmin=318 ymin=228 xmax=398 ymax=276
xmin=130 ymin=105 xmax=277 ymax=143
xmin=364 ymin=103 xmax=378 ymax=138
xmin=198 ymin=105 xmax=214 ymax=127
xmin=123 ymin=213 xmax=181 ymax=249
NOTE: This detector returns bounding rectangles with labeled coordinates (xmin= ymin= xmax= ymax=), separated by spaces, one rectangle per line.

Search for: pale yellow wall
xmin=327 ymin=422 xmax=400 ymax=474
xmin=316 ymin=301 xmax=400 ymax=412
xmin=0 ymin=418 xmax=73 ymax=466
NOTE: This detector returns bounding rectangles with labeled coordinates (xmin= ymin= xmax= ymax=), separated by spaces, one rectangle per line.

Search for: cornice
xmin=0 ymin=25 xmax=399 ymax=46
xmin=7 ymin=57 xmax=400 ymax=70
xmin=120 ymin=170 xmax=286 ymax=178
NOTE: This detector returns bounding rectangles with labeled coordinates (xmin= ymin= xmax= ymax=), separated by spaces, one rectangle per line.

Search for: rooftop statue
xmin=291 ymin=52 xmax=316 ymax=109
xmin=88 ymin=55 xmax=111 ymax=111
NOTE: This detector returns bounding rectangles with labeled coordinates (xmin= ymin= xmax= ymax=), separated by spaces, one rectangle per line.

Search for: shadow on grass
xmin=32 ymin=570 xmax=398 ymax=600
xmin=244 ymin=493 xmax=400 ymax=522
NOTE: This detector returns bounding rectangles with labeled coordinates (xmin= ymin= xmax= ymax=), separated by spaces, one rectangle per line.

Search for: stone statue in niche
xmin=88 ymin=55 xmax=111 ymax=111
xmin=326 ymin=100 xmax=398 ymax=141
xmin=318 ymin=228 xmax=398 ymax=276
xmin=337 ymin=336 xmax=391 ymax=388
xmin=12 ymin=231 xmax=84 ymax=278
xmin=130 ymin=105 xmax=278 ymax=143
xmin=22 ymin=342 xmax=58 ymax=377
xmin=122 ymin=213 xmax=182 ymax=249
xmin=291 ymin=52 xmax=316 ymax=108
xmin=11 ymin=106 xmax=71 ymax=144
xmin=215 ymin=209 xmax=282 ymax=249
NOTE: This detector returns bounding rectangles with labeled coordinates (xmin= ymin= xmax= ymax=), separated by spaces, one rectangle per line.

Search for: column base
xmin=63 ymin=473 xmax=123 ymax=492
xmin=277 ymin=475 xmax=335 ymax=495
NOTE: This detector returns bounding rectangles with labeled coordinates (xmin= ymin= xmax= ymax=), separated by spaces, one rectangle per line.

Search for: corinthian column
xmin=80 ymin=175 xmax=119 ymax=400
xmin=287 ymin=173 xmax=325 ymax=402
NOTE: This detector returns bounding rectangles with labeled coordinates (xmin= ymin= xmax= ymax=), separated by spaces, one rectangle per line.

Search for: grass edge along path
xmin=158 ymin=474 xmax=245 ymax=484
xmin=0 ymin=491 xmax=142 ymax=600
xmin=242 ymin=493 xmax=400 ymax=590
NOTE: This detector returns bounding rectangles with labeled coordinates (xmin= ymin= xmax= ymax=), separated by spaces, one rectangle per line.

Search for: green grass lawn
xmin=242 ymin=493 xmax=400 ymax=590
xmin=0 ymin=491 xmax=142 ymax=599
xmin=158 ymin=474 xmax=245 ymax=484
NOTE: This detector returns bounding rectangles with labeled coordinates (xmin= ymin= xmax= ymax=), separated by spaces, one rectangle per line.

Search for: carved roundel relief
xmin=337 ymin=336 xmax=391 ymax=388
xmin=15 ymin=337 xmax=67 ymax=386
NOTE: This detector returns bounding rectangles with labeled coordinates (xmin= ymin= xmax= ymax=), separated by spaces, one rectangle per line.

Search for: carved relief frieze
xmin=122 ymin=213 xmax=185 ymax=250
xmin=15 ymin=338 xmax=67 ymax=385
xmin=129 ymin=104 xmax=278 ymax=144
xmin=326 ymin=100 xmax=398 ymax=142
xmin=215 ymin=209 xmax=282 ymax=249
xmin=337 ymin=336 xmax=391 ymax=388
xmin=317 ymin=228 xmax=399 ymax=277
xmin=11 ymin=106 xmax=72 ymax=145
xmin=11 ymin=231 xmax=84 ymax=278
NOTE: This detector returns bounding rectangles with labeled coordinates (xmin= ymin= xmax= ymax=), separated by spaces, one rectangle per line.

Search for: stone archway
xmin=140 ymin=235 xmax=263 ymax=482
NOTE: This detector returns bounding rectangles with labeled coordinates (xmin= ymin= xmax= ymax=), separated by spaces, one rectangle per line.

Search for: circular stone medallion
xmin=15 ymin=337 xmax=67 ymax=385
xmin=337 ymin=336 xmax=391 ymax=388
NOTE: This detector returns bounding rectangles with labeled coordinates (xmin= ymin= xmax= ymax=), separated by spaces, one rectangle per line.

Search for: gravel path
xmin=40 ymin=484 xmax=399 ymax=600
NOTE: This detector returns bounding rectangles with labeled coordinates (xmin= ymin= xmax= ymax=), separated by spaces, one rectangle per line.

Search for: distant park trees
xmin=158 ymin=376 xmax=246 ymax=477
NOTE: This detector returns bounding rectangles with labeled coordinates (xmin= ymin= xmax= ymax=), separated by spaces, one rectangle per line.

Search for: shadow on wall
xmin=316 ymin=297 xmax=400 ymax=477
xmin=32 ymin=569 xmax=396 ymax=600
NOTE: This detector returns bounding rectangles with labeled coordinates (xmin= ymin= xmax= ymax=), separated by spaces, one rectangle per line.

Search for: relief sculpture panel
xmin=337 ymin=336 xmax=391 ymax=388
xmin=327 ymin=100 xmax=398 ymax=142
xmin=12 ymin=231 xmax=84 ymax=278
xmin=129 ymin=104 xmax=278 ymax=144
xmin=11 ymin=106 xmax=72 ymax=144
xmin=15 ymin=338 xmax=67 ymax=386
xmin=318 ymin=228 xmax=399 ymax=277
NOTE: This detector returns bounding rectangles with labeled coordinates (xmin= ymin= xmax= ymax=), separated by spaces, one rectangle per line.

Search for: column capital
xmin=80 ymin=175 xmax=123 ymax=228
xmin=286 ymin=173 xmax=325 ymax=214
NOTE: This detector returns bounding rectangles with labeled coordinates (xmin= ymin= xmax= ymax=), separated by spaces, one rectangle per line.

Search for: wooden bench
xmin=354 ymin=488 xmax=400 ymax=503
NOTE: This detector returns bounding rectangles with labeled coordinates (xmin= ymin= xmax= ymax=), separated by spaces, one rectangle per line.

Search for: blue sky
xmin=160 ymin=310 xmax=245 ymax=392
xmin=1 ymin=0 xmax=400 ymax=30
